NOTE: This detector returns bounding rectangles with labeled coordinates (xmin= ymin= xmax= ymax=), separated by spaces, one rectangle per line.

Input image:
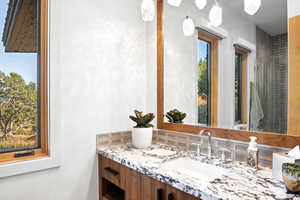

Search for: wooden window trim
xmin=0 ymin=0 xmax=49 ymax=164
xmin=157 ymin=0 xmax=300 ymax=148
xmin=198 ymin=32 xmax=218 ymax=127
xmin=235 ymin=48 xmax=248 ymax=124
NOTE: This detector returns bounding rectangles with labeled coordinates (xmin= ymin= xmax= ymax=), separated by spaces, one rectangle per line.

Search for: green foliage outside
xmin=0 ymin=71 xmax=37 ymax=137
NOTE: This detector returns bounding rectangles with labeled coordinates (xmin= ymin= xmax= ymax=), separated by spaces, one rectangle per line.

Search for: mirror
xmin=163 ymin=0 xmax=288 ymax=134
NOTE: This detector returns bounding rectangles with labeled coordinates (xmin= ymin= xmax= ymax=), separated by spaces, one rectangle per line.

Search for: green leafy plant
xmin=129 ymin=110 xmax=155 ymax=128
xmin=282 ymin=163 xmax=300 ymax=177
xmin=165 ymin=109 xmax=187 ymax=123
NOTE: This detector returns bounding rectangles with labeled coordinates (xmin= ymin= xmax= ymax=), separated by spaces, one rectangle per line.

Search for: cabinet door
xmin=141 ymin=174 xmax=153 ymax=199
xmin=165 ymin=185 xmax=177 ymax=200
xmin=124 ymin=167 xmax=141 ymax=200
xmin=177 ymin=190 xmax=199 ymax=200
xmin=166 ymin=185 xmax=200 ymax=200
xmin=152 ymin=178 xmax=166 ymax=200
xmin=141 ymin=175 xmax=166 ymax=200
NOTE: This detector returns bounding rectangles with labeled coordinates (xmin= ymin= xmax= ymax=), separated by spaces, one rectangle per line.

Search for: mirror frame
xmin=156 ymin=0 xmax=300 ymax=148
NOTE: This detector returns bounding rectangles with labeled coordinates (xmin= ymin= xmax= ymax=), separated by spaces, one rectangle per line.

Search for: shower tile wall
xmin=255 ymin=27 xmax=288 ymax=133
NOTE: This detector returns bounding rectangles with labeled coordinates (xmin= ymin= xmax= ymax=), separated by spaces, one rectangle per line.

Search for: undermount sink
xmin=162 ymin=157 xmax=229 ymax=182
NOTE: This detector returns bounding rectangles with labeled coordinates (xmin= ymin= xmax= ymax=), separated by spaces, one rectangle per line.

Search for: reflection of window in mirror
xmin=197 ymin=39 xmax=211 ymax=125
xmin=197 ymin=32 xmax=218 ymax=127
xmin=234 ymin=49 xmax=248 ymax=126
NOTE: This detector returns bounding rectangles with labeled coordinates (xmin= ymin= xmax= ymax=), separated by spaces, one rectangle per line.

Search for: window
xmin=197 ymin=32 xmax=218 ymax=126
xmin=0 ymin=0 xmax=48 ymax=163
xmin=234 ymin=49 xmax=248 ymax=124
xmin=197 ymin=39 xmax=211 ymax=125
xmin=235 ymin=52 xmax=242 ymax=122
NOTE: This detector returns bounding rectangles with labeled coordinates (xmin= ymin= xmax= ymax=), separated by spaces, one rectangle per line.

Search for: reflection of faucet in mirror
xmin=199 ymin=129 xmax=212 ymax=159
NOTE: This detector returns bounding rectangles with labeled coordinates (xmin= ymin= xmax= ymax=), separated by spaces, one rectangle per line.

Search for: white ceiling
xmin=224 ymin=0 xmax=288 ymax=36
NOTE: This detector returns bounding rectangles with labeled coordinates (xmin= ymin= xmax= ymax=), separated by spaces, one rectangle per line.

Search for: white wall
xmin=163 ymin=0 xmax=256 ymax=128
xmin=0 ymin=0 xmax=149 ymax=200
xmin=288 ymin=0 xmax=300 ymax=18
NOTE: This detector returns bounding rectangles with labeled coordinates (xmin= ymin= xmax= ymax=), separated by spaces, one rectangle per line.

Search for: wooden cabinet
xmin=99 ymin=155 xmax=200 ymax=200
xmin=165 ymin=184 xmax=198 ymax=200
xmin=125 ymin=167 xmax=141 ymax=200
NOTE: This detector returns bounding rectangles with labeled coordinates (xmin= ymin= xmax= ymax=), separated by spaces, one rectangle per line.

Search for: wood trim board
xmin=288 ymin=15 xmax=300 ymax=137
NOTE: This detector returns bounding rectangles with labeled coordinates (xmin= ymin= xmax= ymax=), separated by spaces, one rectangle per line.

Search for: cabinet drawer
xmin=99 ymin=155 xmax=124 ymax=188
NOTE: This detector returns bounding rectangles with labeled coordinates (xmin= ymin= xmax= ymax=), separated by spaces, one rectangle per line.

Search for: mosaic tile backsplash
xmin=96 ymin=129 xmax=289 ymax=168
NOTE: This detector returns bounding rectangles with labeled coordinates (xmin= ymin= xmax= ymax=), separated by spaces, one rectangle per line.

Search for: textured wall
xmin=0 ymin=0 xmax=148 ymax=200
xmin=288 ymin=0 xmax=300 ymax=18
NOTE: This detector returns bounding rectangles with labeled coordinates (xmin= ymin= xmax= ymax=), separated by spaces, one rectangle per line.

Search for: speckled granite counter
xmin=97 ymin=144 xmax=299 ymax=200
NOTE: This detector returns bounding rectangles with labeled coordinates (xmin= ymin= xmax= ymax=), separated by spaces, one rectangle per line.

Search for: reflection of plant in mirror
xmin=129 ymin=110 xmax=155 ymax=128
xmin=197 ymin=59 xmax=209 ymax=125
xmin=165 ymin=109 xmax=186 ymax=123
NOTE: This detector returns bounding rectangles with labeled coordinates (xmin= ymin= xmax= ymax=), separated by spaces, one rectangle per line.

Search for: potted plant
xmin=129 ymin=110 xmax=155 ymax=148
xmin=282 ymin=163 xmax=300 ymax=194
xmin=165 ymin=109 xmax=187 ymax=123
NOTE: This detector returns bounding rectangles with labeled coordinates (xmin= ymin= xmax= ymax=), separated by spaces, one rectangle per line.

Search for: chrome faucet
xmin=199 ymin=129 xmax=212 ymax=159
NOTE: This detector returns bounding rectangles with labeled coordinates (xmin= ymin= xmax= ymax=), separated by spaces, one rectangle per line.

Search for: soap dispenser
xmin=247 ymin=136 xmax=258 ymax=169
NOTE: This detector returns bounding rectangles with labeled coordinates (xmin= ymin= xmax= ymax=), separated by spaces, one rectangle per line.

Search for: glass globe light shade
xmin=168 ymin=0 xmax=182 ymax=7
xmin=195 ymin=0 xmax=207 ymax=10
xmin=209 ymin=3 xmax=222 ymax=27
xmin=183 ymin=16 xmax=195 ymax=37
xmin=244 ymin=0 xmax=261 ymax=15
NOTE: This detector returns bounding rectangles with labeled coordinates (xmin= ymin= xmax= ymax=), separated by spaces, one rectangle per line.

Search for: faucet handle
xmin=199 ymin=129 xmax=212 ymax=137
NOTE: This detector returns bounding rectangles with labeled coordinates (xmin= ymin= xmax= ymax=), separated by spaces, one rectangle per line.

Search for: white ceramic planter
xmin=131 ymin=127 xmax=153 ymax=148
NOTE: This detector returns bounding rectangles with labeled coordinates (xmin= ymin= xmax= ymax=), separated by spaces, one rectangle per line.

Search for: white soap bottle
xmin=247 ymin=136 xmax=258 ymax=169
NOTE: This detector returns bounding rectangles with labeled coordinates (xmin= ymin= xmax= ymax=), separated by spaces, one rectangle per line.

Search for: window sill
xmin=0 ymin=155 xmax=60 ymax=178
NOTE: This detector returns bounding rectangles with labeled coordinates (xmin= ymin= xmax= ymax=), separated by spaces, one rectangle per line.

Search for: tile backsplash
xmin=96 ymin=129 xmax=289 ymax=168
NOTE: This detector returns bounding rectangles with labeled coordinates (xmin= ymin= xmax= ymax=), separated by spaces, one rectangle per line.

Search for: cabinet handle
xmin=168 ymin=193 xmax=175 ymax=200
xmin=104 ymin=167 xmax=119 ymax=176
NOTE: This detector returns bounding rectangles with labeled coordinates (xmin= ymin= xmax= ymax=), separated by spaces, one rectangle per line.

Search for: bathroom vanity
xmin=98 ymin=154 xmax=197 ymax=200
xmin=97 ymin=132 xmax=298 ymax=200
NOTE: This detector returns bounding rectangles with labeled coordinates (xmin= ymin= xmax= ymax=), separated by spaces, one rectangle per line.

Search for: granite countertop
xmin=97 ymin=143 xmax=299 ymax=200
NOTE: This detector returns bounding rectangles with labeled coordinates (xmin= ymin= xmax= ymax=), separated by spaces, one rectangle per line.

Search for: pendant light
xmin=182 ymin=16 xmax=195 ymax=37
xmin=141 ymin=0 xmax=155 ymax=22
xmin=195 ymin=0 xmax=207 ymax=10
xmin=168 ymin=0 xmax=182 ymax=7
xmin=244 ymin=0 xmax=261 ymax=15
xmin=209 ymin=1 xmax=222 ymax=27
